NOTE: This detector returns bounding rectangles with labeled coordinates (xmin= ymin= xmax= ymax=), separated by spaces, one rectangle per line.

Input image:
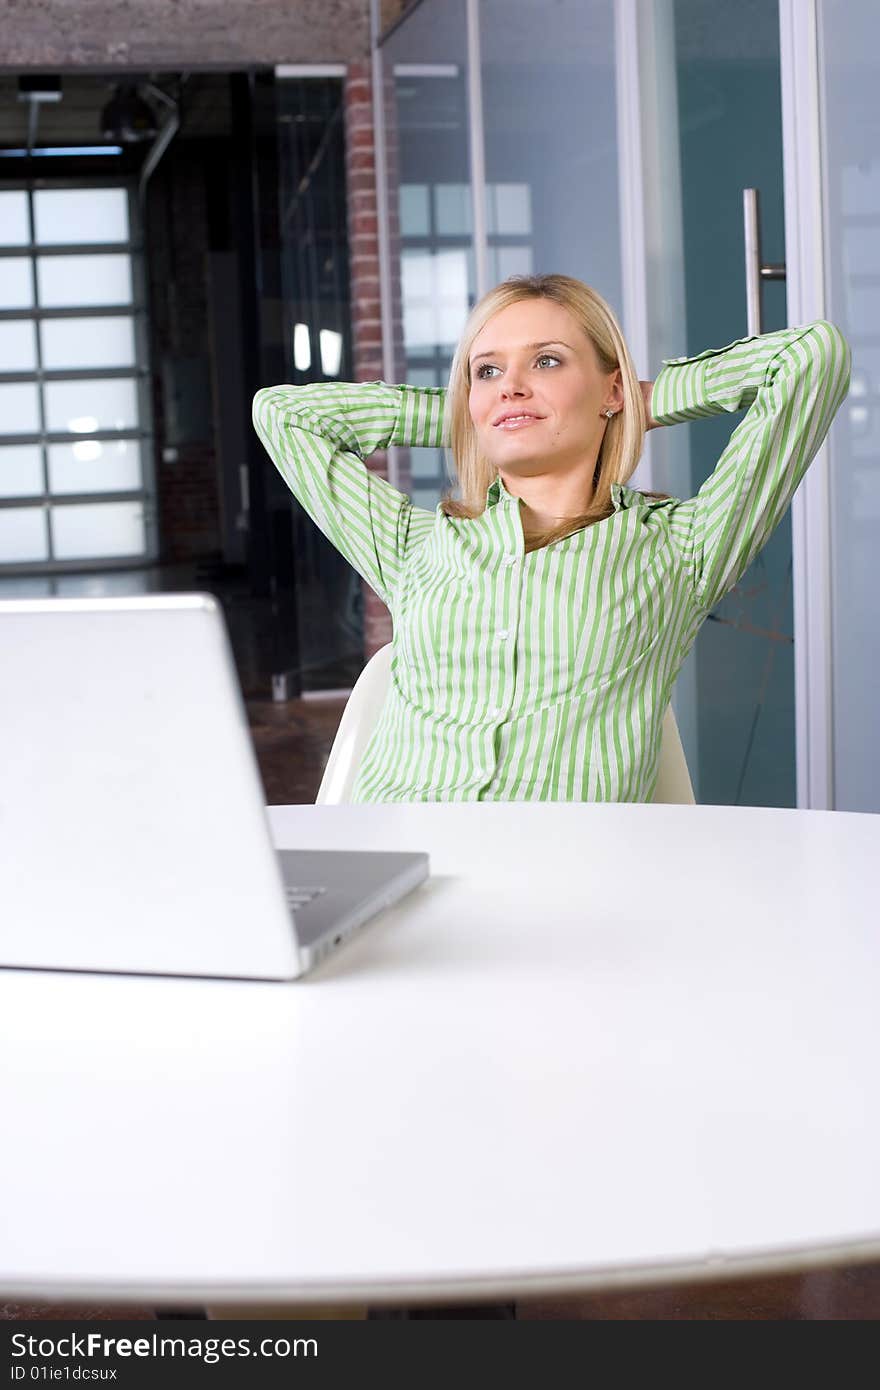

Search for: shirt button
xmin=498 ymin=629 xmax=509 ymax=640
xmin=503 ymin=556 xmax=517 ymax=567
xmin=490 ymin=707 xmax=502 ymax=718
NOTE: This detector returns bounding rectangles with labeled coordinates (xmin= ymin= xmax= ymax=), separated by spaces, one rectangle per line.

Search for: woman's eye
xmin=473 ymin=356 xmax=559 ymax=379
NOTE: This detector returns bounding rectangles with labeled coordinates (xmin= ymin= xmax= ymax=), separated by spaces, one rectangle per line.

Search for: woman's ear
xmin=603 ymin=369 xmax=624 ymax=414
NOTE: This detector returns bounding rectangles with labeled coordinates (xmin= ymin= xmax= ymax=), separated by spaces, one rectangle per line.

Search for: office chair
xmin=311 ymin=644 xmax=695 ymax=1322
xmin=316 ymin=643 xmax=696 ymax=805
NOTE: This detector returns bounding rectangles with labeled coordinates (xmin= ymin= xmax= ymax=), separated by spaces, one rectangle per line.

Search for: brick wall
xmin=0 ymin=0 xmax=371 ymax=68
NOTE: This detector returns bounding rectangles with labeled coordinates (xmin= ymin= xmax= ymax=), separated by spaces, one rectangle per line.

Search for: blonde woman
xmin=253 ymin=274 xmax=850 ymax=803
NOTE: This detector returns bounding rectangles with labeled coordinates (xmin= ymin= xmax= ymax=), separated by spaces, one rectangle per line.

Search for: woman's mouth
xmin=493 ymin=413 xmax=543 ymax=431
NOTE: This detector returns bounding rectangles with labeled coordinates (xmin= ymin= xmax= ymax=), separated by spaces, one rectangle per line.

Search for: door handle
xmin=743 ymin=188 xmax=786 ymax=336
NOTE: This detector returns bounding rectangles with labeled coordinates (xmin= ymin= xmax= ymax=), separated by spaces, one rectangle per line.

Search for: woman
xmin=253 ymin=274 xmax=850 ymax=803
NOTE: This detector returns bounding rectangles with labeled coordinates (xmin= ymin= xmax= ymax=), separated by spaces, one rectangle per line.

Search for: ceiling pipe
xmin=138 ymin=78 xmax=185 ymax=204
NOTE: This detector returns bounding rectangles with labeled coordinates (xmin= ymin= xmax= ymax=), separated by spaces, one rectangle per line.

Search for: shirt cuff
xmin=392 ymin=384 xmax=446 ymax=449
xmin=651 ymin=356 xmax=712 ymax=425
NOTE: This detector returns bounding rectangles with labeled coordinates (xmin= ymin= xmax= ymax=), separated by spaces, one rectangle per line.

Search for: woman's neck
xmin=498 ymin=462 xmax=595 ymax=537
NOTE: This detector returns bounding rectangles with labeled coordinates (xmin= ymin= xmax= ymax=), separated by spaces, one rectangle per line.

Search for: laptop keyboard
xmin=284 ymin=885 xmax=327 ymax=912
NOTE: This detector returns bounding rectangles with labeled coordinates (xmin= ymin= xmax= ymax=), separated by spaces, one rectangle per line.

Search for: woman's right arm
xmin=253 ymin=381 xmax=445 ymax=608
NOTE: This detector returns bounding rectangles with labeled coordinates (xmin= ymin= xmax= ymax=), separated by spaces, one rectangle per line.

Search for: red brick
xmin=347 ymin=170 xmax=377 ymax=195
xmin=347 ymin=150 xmax=376 ymax=174
xmin=351 ymin=212 xmax=378 ymax=234
xmin=346 ymin=103 xmax=372 ymax=124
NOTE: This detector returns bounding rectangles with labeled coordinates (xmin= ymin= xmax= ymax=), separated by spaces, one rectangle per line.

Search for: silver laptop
xmin=0 ymin=594 xmax=428 ymax=981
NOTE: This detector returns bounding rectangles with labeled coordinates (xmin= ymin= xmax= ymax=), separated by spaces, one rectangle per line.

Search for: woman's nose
xmin=500 ymin=370 xmax=530 ymax=398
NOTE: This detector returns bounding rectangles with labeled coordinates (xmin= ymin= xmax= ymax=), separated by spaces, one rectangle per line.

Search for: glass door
xmin=0 ymin=181 xmax=156 ymax=573
xmin=644 ymin=0 xmax=792 ymax=806
xmin=378 ymin=0 xmax=808 ymax=806
xmin=782 ymin=0 xmax=880 ymax=812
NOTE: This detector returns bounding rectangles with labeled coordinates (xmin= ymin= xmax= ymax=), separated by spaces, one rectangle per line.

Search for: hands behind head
xmin=639 ymin=380 xmax=662 ymax=431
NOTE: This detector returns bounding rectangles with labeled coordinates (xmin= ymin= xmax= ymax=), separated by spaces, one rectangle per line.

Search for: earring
xmin=604 ymin=409 xmax=615 ymax=419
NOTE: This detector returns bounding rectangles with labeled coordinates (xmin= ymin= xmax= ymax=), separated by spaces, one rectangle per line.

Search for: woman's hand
xmin=640 ymin=380 xmax=662 ymax=431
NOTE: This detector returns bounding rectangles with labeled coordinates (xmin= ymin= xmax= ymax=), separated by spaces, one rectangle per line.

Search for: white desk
xmin=2 ymin=802 xmax=879 ymax=1307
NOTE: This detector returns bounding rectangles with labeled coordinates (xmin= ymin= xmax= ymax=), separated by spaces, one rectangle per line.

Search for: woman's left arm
xmin=648 ymin=321 xmax=851 ymax=610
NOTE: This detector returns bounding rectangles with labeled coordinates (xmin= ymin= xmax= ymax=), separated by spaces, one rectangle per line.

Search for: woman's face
xmin=467 ymin=297 xmax=622 ymax=480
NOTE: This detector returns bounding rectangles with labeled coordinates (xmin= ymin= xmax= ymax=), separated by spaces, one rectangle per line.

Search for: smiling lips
xmin=493 ymin=412 xmax=544 ymax=430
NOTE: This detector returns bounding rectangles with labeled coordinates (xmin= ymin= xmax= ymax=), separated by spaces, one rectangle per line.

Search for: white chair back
xmin=316 ymin=644 xmax=695 ymax=805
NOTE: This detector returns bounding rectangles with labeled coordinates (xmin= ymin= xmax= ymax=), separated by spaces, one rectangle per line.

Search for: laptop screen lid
xmin=0 ymin=594 xmax=301 ymax=980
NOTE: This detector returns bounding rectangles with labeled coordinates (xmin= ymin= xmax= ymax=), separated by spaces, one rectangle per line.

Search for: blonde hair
xmin=442 ymin=274 xmax=647 ymax=550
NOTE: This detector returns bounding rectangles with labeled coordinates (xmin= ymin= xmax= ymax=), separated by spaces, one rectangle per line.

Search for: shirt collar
xmin=487 ymin=473 xmax=632 ymax=508
xmin=486 ymin=478 xmax=663 ymax=512
xmin=610 ymin=482 xmax=632 ymax=510
xmin=486 ymin=474 xmax=518 ymax=507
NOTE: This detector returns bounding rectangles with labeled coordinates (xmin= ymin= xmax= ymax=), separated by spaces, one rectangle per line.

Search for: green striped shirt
xmin=253 ymin=321 xmax=850 ymax=802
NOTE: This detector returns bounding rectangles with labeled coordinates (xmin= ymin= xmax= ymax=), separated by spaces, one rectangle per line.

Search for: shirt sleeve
xmin=650 ymin=320 xmax=851 ymax=610
xmin=252 ymin=381 xmax=446 ymax=609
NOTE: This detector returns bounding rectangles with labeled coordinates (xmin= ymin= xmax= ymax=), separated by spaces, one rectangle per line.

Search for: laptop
xmin=0 ymin=593 xmax=428 ymax=981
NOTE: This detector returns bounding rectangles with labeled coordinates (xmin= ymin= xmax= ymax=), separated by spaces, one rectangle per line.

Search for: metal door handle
xmin=743 ymin=188 xmax=786 ymax=336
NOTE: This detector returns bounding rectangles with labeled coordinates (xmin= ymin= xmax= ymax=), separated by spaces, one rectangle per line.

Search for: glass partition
xmin=819 ymin=0 xmax=880 ymax=811
xmin=381 ymin=0 xmax=472 ymax=510
xmin=0 ymin=181 xmax=155 ymax=572
xmin=479 ymin=0 xmax=621 ymax=307
xmin=375 ymin=0 xmax=804 ymax=806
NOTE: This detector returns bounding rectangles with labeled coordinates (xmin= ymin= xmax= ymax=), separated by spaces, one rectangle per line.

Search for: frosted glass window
xmin=0 ymin=507 xmax=48 ymax=563
xmin=0 ymin=445 xmax=43 ymax=498
xmin=0 ymin=320 xmax=37 ymax=372
xmin=402 ymin=249 xmax=469 ymax=352
xmin=434 ymin=184 xmax=472 ymax=235
xmin=48 ymin=439 xmax=142 ymax=495
xmin=293 ymin=323 xmax=311 ymax=371
xmin=0 ymin=191 xmax=30 ymax=247
xmin=37 ymin=254 xmax=133 ymax=308
xmin=0 ymin=382 xmax=40 ymax=433
xmin=51 ymin=501 xmax=145 ymax=560
xmin=44 ymin=378 xmax=138 ymax=434
xmin=54 ymin=572 xmax=151 ymax=598
xmin=487 ymin=183 xmax=532 ymax=235
xmin=440 ymin=250 xmax=467 ymax=297
xmin=40 ymin=316 xmax=136 ymax=371
xmin=0 ymin=258 xmax=33 ymax=310
xmin=33 ymin=189 xmax=130 ymax=245
xmin=491 ymin=244 xmax=534 ymax=281
xmin=319 ymin=329 xmax=343 ymax=377
xmin=400 ymin=185 xmax=430 ymax=235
